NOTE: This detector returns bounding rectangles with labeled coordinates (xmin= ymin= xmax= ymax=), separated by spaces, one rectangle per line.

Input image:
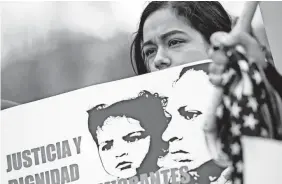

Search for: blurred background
xmin=0 ymin=1 xmax=263 ymax=106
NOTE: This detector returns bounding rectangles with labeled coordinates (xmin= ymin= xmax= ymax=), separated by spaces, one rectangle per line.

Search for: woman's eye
xmin=185 ymin=111 xmax=202 ymax=120
xmin=101 ymin=141 xmax=113 ymax=151
xmin=168 ymin=39 xmax=183 ymax=47
xmin=127 ymin=136 xmax=141 ymax=142
xmin=144 ymin=49 xmax=156 ymax=57
xmin=124 ymin=136 xmax=141 ymax=143
xmin=124 ymin=132 xmax=146 ymax=143
xmin=178 ymin=106 xmax=202 ymax=121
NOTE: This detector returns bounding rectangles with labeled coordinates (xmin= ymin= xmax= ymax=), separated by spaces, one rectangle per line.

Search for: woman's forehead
xmin=96 ymin=116 xmax=144 ymax=143
xmin=166 ymin=89 xmax=204 ymax=113
xmin=166 ymin=70 xmax=213 ymax=112
xmin=143 ymin=8 xmax=193 ymax=42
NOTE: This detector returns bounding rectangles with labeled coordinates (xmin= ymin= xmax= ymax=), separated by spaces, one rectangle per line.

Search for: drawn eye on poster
xmin=2 ymin=60 xmax=231 ymax=184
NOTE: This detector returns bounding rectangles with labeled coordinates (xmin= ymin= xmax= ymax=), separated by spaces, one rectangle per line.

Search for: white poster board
xmin=2 ymin=60 xmax=231 ymax=184
xmin=242 ymin=136 xmax=282 ymax=184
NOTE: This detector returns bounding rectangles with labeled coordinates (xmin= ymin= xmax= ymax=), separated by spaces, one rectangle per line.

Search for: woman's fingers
xmin=209 ymin=63 xmax=225 ymax=75
xmin=212 ymin=166 xmax=233 ymax=184
xmin=221 ymin=166 xmax=233 ymax=180
xmin=208 ymin=48 xmax=229 ymax=66
xmin=208 ymin=34 xmax=230 ymax=87
xmin=215 ymin=31 xmax=257 ymax=49
xmin=211 ymin=31 xmax=266 ymax=65
xmin=210 ymin=31 xmax=229 ymax=48
xmin=208 ymin=55 xmax=226 ymax=86
xmin=209 ymin=72 xmax=223 ymax=86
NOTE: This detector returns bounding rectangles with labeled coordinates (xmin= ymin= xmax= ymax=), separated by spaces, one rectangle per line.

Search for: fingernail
xmin=220 ymin=35 xmax=230 ymax=44
xmin=208 ymin=47 xmax=213 ymax=55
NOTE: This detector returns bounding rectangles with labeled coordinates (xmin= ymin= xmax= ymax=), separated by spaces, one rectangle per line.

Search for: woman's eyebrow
xmin=124 ymin=131 xmax=142 ymax=138
xmin=142 ymin=40 xmax=154 ymax=51
xmin=142 ymin=30 xmax=187 ymax=50
xmin=178 ymin=107 xmax=203 ymax=118
xmin=159 ymin=30 xmax=187 ymax=40
xmin=100 ymin=140 xmax=113 ymax=145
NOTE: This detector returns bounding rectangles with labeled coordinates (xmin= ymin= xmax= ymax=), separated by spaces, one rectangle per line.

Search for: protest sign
xmin=2 ymin=60 xmax=229 ymax=184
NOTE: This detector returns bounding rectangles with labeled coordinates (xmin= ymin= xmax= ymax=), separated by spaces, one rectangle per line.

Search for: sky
xmin=0 ymin=1 xmax=246 ymax=67
xmin=0 ymin=1 xmax=245 ymax=38
xmin=0 ymin=1 xmax=268 ymax=105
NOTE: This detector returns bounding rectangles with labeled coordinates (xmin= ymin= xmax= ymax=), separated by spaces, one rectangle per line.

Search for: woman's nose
xmin=115 ymin=152 xmax=128 ymax=158
xmin=162 ymin=121 xmax=183 ymax=143
xmin=114 ymin=140 xmax=129 ymax=158
xmin=153 ymin=49 xmax=171 ymax=70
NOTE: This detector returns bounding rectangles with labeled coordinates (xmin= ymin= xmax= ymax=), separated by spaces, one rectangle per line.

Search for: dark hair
xmin=130 ymin=1 xmax=232 ymax=75
xmin=87 ymin=90 xmax=169 ymax=175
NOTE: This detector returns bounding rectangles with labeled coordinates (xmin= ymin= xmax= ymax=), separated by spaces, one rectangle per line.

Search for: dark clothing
xmin=186 ymin=160 xmax=226 ymax=184
xmin=264 ymin=62 xmax=282 ymax=98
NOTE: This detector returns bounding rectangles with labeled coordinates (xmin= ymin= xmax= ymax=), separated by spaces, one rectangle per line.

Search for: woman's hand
xmin=208 ymin=30 xmax=267 ymax=86
xmin=211 ymin=166 xmax=233 ymax=184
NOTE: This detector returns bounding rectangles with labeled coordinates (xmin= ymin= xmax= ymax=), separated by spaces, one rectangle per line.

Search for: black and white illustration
xmin=2 ymin=1 xmax=282 ymax=184
xmin=87 ymin=64 xmax=227 ymax=183
xmin=87 ymin=90 xmax=169 ymax=179
xmin=1 ymin=61 xmax=227 ymax=184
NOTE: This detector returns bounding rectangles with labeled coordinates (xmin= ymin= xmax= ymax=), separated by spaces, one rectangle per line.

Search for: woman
xmin=159 ymin=68 xmax=229 ymax=184
xmin=130 ymin=1 xmax=274 ymax=76
xmin=130 ymin=1 xmax=280 ymax=183
xmin=128 ymin=2 xmax=233 ymax=183
xmin=130 ymin=1 xmax=232 ymax=74
xmin=2 ymin=2 xmax=274 ymax=110
xmin=87 ymin=90 xmax=169 ymax=179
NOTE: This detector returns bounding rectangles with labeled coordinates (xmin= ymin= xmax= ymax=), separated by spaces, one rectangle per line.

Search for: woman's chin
xmin=157 ymin=156 xmax=211 ymax=171
xmin=115 ymin=169 xmax=137 ymax=179
xmin=110 ymin=168 xmax=137 ymax=179
xmin=157 ymin=156 xmax=188 ymax=169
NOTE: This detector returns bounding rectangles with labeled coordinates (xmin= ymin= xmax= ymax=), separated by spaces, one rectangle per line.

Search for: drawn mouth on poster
xmin=6 ymin=136 xmax=82 ymax=184
xmin=3 ymin=61 xmax=228 ymax=184
xmin=162 ymin=149 xmax=194 ymax=165
xmin=116 ymin=161 xmax=133 ymax=170
xmin=174 ymin=159 xmax=192 ymax=163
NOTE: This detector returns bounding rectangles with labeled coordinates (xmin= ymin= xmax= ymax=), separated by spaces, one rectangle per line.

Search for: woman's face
xmin=96 ymin=116 xmax=150 ymax=179
xmin=158 ymin=70 xmax=213 ymax=170
xmin=142 ymin=8 xmax=209 ymax=72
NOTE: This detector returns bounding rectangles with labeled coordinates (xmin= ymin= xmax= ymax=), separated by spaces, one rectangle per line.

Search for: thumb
xmin=210 ymin=31 xmax=258 ymax=53
xmin=222 ymin=31 xmax=255 ymax=46
xmin=220 ymin=31 xmax=265 ymax=64
xmin=220 ymin=166 xmax=233 ymax=180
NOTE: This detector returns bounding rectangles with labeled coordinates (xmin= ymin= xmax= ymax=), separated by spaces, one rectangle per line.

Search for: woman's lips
xmin=170 ymin=150 xmax=194 ymax=163
xmin=171 ymin=150 xmax=189 ymax=154
xmin=172 ymin=155 xmax=193 ymax=163
xmin=174 ymin=158 xmax=193 ymax=163
xmin=116 ymin=161 xmax=132 ymax=170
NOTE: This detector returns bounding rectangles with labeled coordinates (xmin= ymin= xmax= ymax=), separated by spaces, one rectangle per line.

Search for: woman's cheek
xmin=131 ymin=136 xmax=151 ymax=167
xmin=99 ymin=149 xmax=115 ymax=171
xmin=181 ymin=43 xmax=209 ymax=62
xmin=130 ymin=136 xmax=151 ymax=151
xmin=194 ymin=115 xmax=207 ymax=129
xmin=99 ymin=148 xmax=110 ymax=159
